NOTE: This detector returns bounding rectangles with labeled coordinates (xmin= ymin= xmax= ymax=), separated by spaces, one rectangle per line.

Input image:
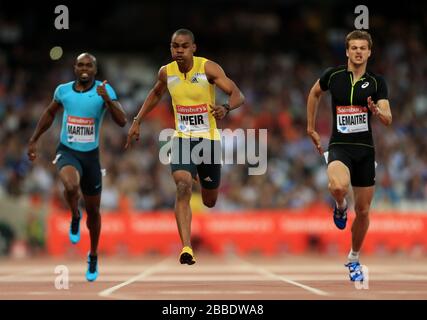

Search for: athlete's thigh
xmin=172 ymin=169 xmax=194 ymax=187
xmin=327 ymin=146 xmax=352 ymax=188
xmin=170 ymin=137 xmax=198 ymax=179
xmin=80 ymin=153 xmax=102 ymax=196
xmin=327 ymin=160 xmax=351 ymax=188
xmin=56 ymin=150 xmax=82 ymax=186
xmin=58 ymin=165 xmax=81 ymax=186
xmin=197 ymin=138 xmax=222 ymax=190
xmin=352 ymin=186 xmax=375 ymax=215
xmin=197 ymin=163 xmax=221 ymax=190
xmin=351 ymin=147 xmax=375 ymax=187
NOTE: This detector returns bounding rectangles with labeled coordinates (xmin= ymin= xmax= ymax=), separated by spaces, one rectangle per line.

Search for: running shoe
xmin=179 ymin=246 xmax=196 ymax=265
xmin=69 ymin=209 xmax=82 ymax=244
xmin=345 ymin=261 xmax=364 ymax=282
xmin=86 ymin=253 xmax=98 ymax=282
xmin=333 ymin=203 xmax=347 ymax=230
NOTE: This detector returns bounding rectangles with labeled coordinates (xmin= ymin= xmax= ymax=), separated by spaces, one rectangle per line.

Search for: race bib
xmin=176 ymin=104 xmax=210 ymax=133
xmin=336 ymin=105 xmax=368 ymax=134
xmin=67 ymin=116 xmax=95 ymax=143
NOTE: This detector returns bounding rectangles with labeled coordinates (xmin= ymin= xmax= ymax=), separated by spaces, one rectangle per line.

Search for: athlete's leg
xmin=172 ymin=170 xmax=193 ymax=247
xmin=201 ymin=188 xmax=218 ymax=208
xmin=80 ymin=164 xmax=102 ymax=282
xmin=82 ymin=193 xmax=101 ymax=281
xmin=197 ymin=142 xmax=222 ymax=208
xmin=351 ymin=186 xmax=375 ymax=253
xmin=59 ymin=166 xmax=81 ymax=220
xmin=83 ymin=194 xmax=101 ymax=256
xmin=327 ymin=161 xmax=350 ymax=208
xmin=344 ymin=186 xmax=374 ymax=282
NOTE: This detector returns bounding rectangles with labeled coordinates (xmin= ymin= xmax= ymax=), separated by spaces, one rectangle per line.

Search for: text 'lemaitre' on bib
xmin=336 ymin=105 xmax=368 ymax=134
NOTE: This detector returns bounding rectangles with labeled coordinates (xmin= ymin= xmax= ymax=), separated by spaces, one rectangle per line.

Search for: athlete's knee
xmin=202 ymin=196 xmax=217 ymax=208
xmin=176 ymin=180 xmax=192 ymax=199
xmin=86 ymin=205 xmax=100 ymax=217
xmin=328 ymin=181 xmax=348 ymax=199
xmin=63 ymin=180 xmax=79 ymax=196
xmin=354 ymin=205 xmax=370 ymax=218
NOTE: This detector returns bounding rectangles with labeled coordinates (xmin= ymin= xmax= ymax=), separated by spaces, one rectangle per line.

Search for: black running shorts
xmin=327 ymin=143 xmax=376 ymax=187
xmin=54 ymin=143 xmax=102 ymax=196
xmin=170 ymin=137 xmax=222 ymax=190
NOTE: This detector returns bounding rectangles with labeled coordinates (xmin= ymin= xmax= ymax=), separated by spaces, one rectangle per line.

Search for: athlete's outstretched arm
xmin=28 ymin=100 xmax=62 ymax=161
xmin=306 ymin=79 xmax=324 ymax=154
xmin=205 ymin=60 xmax=245 ymax=120
xmin=97 ymin=80 xmax=127 ymax=127
xmin=367 ymin=97 xmax=392 ymax=126
xmin=125 ymin=66 xmax=168 ymax=149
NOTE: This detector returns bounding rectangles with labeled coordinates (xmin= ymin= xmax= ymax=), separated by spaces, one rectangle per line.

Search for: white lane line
xmin=145 ymin=275 xmax=275 ymax=281
xmin=98 ymin=258 xmax=171 ymax=298
xmin=234 ymin=257 xmax=329 ymax=296
xmin=160 ymin=290 xmax=260 ymax=295
xmin=157 ymin=290 xmax=297 ymax=295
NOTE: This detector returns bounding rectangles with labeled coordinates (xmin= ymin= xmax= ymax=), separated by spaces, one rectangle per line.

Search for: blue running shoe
xmin=333 ymin=203 xmax=347 ymax=230
xmin=345 ymin=261 xmax=364 ymax=281
xmin=86 ymin=253 xmax=98 ymax=282
xmin=69 ymin=210 xmax=82 ymax=244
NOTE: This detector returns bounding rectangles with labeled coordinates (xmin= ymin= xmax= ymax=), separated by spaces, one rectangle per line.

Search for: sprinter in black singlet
xmin=306 ymin=30 xmax=392 ymax=282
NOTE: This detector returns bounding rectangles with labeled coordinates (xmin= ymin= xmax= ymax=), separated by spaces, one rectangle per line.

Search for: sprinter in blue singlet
xmin=28 ymin=53 xmax=127 ymax=282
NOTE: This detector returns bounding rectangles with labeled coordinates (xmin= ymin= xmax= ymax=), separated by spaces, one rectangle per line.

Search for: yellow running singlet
xmin=166 ymin=56 xmax=220 ymax=140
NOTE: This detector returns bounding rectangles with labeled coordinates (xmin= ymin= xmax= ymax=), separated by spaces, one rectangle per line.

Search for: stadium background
xmin=1 ymin=0 xmax=427 ymax=259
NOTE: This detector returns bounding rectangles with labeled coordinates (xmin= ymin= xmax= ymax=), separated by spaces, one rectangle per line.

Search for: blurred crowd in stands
xmin=1 ymin=2 xmax=427 ymax=213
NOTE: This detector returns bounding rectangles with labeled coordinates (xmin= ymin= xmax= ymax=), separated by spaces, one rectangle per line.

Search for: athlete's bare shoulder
xmin=158 ymin=65 xmax=167 ymax=83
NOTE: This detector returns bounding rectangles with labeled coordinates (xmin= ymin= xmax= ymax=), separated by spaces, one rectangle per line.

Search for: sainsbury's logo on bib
xmin=176 ymin=105 xmax=208 ymax=114
xmin=176 ymin=104 xmax=210 ymax=133
xmin=67 ymin=115 xmax=95 ymax=143
xmin=336 ymin=105 xmax=368 ymax=134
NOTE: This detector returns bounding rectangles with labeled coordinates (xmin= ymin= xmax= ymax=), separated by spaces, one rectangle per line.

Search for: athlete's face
xmin=170 ymin=34 xmax=196 ymax=64
xmin=346 ymin=39 xmax=371 ymax=66
xmin=74 ymin=55 xmax=97 ymax=84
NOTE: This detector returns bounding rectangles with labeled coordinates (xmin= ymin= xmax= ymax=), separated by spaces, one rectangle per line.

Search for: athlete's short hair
xmin=345 ymin=30 xmax=373 ymax=49
xmin=172 ymin=29 xmax=195 ymax=43
xmin=75 ymin=52 xmax=97 ymax=66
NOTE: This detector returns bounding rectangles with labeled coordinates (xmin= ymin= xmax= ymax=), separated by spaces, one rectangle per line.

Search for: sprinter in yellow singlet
xmin=125 ymin=29 xmax=245 ymax=264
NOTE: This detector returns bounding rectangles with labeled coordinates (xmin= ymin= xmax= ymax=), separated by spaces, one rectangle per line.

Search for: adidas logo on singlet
xmin=191 ymin=73 xmax=203 ymax=83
